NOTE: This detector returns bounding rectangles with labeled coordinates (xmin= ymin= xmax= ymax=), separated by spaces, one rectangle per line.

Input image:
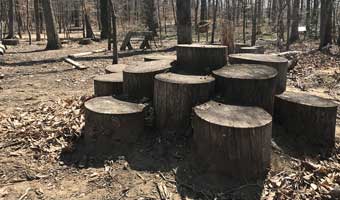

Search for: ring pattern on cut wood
xmin=193 ymin=101 xmax=272 ymax=180
xmin=176 ymin=44 xmax=227 ymax=74
xmin=154 ymin=73 xmax=215 ymax=134
xmin=123 ymin=60 xmax=172 ymax=100
xmin=105 ymin=64 xmax=128 ymax=74
xmin=274 ymin=91 xmax=338 ymax=152
xmin=229 ymin=53 xmax=289 ymax=94
xmin=94 ymin=73 xmax=123 ymax=96
xmin=84 ymin=96 xmax=146 ymax=145
xmin=213 ymin=64 xmax=278 ymax=114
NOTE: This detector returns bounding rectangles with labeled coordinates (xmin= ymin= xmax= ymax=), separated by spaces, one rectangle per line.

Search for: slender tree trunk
xmin=251 ymin=0 xmax=258 ymax=46
xmin=211 ymin=0 xmax=218 ymax=43
xmin=34 ymin=0 xmax=41 ymax=41
xmin=171 ymin=0 xmax=177 ymax=24
xmin=201 ymin=0 xmax=207 ymax=21
xmin=176 ymin=0 xmax=192 ymax=44
xmin=41 ymin=0 xmax=62 ymax=50
xmin=108 ymin=0 xmax=118 ymax=64
xmin=100 ymin=0 xmax=109 ymax=39
xmin=287 ymin=0 xmax=291 ymax=50
xmin=290 ymin=0 xmax=300 ymax=43
xmin=312 ymin=0 xmax=319 ymax=37
xmin=7 ymin=0 xmax=15 ymax=38
xmin=306 ymin=0 xmax=311 ymax=36
xmin=319 ymin=0 xmax=334 ymax=49
xmin=27 ymin=0 xmax=32 ymax=45
xmin=143 ymin=0 xmax=158 ymax=35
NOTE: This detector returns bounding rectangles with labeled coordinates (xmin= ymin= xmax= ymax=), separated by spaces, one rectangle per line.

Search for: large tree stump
xmin=193 ymin=101 xmax=272 ymax=180
xmin=144 ymin=54 xmax=176 ymax=62
xmin=239 ymin=46 xmax=265 ymax=54
xmin=176 ymin=44 xmax=227 ymax=74
xmin=94 ymin=73 xmax=123 ymax=96
xmin=84 ymin=96 xmax=146 ymax=147
xmin=229 ymin=53 xmax=289 ymax=94
xmin=234 ymin=43 xmax=250 ymax=53
xmin=154 ymin=73 xmax=215 ymax=133
xmin=123 ymin=60 xmax=172 ymax=99
xmin=105 ymin=64 xmax=128 ymax=74
xmin=274 ymin=91 xmax=338 ymax=152
xmin=213 ymin=64 xmax=277 ymax=114
xmin=2 ymin=38 xmax=19 ymax=46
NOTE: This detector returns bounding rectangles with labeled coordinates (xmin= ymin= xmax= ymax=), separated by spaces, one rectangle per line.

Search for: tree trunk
xmin=176 ymin=0 xmax=192 ymax=44
xmin=306 ymin=0 xmax=311 ymax=36
xmin=100 ymin=0 xmax=109 ymax=39
xmin=7 ymin=0 xmax=15 ymax=39
xmin=42 ymin=0 xmax=62 ymax=50
xmin=286 ymin=0 xmax=291 ymax=50
xmin=200 ymin=0 xmax=207 ymax=21
xmin=290 ymin=0 xmax=300 ymax=43
xmin=251 ymin=0 xmax=258 ymax=46
xmin=319 ymin=0 xmax=334 ymax=49
xmin=211 ymin=0 xmax=218 ymax=44
xmin=143 ymin=0 xmax=158 ymax=35
xmin=108 ymin=0 xmax=118 ymax=64
xmin=34 ymin=0 xmax=41 ymax=41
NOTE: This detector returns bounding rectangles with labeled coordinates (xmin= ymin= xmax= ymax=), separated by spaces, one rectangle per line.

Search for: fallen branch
xmin=64 ymin=58 xmax=88 ymax=70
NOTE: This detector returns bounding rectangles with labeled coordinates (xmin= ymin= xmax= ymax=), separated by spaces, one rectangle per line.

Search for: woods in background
xmin=0 ymin=0 xmax=338 ymax=51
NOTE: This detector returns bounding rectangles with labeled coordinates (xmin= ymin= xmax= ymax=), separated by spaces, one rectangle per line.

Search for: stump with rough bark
xmin=274 ymin=91 xmax=338 ymax=151
xmin=239 ymin=46 xmax=265 ymax=54
xmin=193 ymin=101 xmax=272 ymax=180
xmin=176 ymin=44 xmax=227 ymax=74
xmin=154 ymin=73 xmax=215 ymax=133
xmin=123 ymin=60 xmax=172 ymax=100
xmin=84 ymin=96 xmax=146 ymax=146
xmin=94 ymin=73 xmax=123 ymax=96
xmin=143 ymin=54 xmax=176 ymax=62
xmin=213 ymin=64 xmax=277 ymax=114
xmin=234 ymin=43 xmax=250 ymax=53
xmin=3 ymin=38 xmax=19 ymax=46
xmin=229 ymin=53 xmax=288 ymax=94
xmin=105 ymin=64 xmax=128 ymax=74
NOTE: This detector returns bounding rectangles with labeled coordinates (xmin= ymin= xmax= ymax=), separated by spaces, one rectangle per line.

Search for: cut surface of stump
xmin=3 ymin=38 xmax=19 ymax=46
xmin=176 ymin=44 xmax=227 ymax=74
xmin=84 ymin=96 xmax=146 ymax=149
xmin=193 ymin=101 xmax=272 ymax=180
xmin=213 ymin=64 xmax=277 ymax=114
xmin=274 ymin=91 xmax=338 ymax=152
xmin=105 ymin=64 xmax=128 ymax=74
xmin=239 ymin=46 xmax=265 ymax=54
xmin=234 ymin=43 xmax=250 ymax=53
xmin=154 ymin=73 xmax=215 ymax=133
xmin=229 ymin=53 xmax=288 ymax=94
xmin=123 ymin=60 xmax=172 ymax=99
xmin=94 ymin=73 xmax=123 ymax=96
xmin=143 ymin=54 xmax=176 ymax=62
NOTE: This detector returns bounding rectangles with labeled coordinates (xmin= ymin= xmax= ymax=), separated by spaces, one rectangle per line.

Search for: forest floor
xmin=0 ymin=37 xmax=339 ymax=200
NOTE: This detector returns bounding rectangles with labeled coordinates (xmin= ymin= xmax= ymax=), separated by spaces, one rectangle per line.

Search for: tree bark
xmin=319 ymin=0 xmax=334 ymax=49
xmin=34 ymin=0 xmax=41 ymax=41
xmin=290 ymin=0 xmax=300 ymax=43
xmin=7 ymin=0 xmax=15 ymax=39
xmin=176 ymin=0 xmax=192 ymax=44
xmin=200 ymin=0 xmax=207 ymax=21
xmin=100 ymin=0 xmax=109 ymax=39
xmin=42 ymin=0 xmax=62 ymax=50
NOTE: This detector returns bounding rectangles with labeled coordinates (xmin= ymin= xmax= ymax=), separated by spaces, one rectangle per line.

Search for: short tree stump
xmin=123 ymin=60 xmax=172 ymax=99
xmin=193 ymin=101 xmax=272 ymax=180
xmin=144 ymin=54 xmax=176 ymax=62
xmin=105 ymin=64 xmax=128 ymax=74
xmin=213 ymin=64 xmax=277 ymax=114
xmin=176 ymin=44 xmax=227 ymax=74
xmin=154 ymin=73 xmax=215 ymax=133
xmin=229 ymin=53 xmax=289 ymax=94
xmin=3 ymin=38 xmax=19 ymax=46
xmin=234 ymin=43 xmax=250 ymax=53
xmin=274 ymin=91 xmax=338 ymax=152
xmin=94 ymin=73 xmax=123 ymax=96
xmin=239 ymin=46 xmax=265 ymax=54
xmin=84 ymin=96 xmax=146 ymax=144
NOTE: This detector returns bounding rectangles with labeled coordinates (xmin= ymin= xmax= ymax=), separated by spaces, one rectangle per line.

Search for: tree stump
xmin=123 ymin=60 xmax=172 ymax=100
xmin=143 ymin=54 xmax=176 ymax=62
xmin=229 ymin=53 xmax=289 ymax=94
xmin=213 ymin=64 xmax=277 ymax=114
xmin=239 ymin=46 xmax=265 ymax=54
xmin=234 ymin=43 xmax=250 ymax=53
xmin=94 ymin=73 xmax=123 ymax=96
xmin=193 ymin=101 xmax=272 ymax=180
xmin=176 ymin=44 xmax=227 ymax=74
xmin=2 ymin=38 xmax=19 ymax=46
xmin=274 ymin=91 xmax=338 ymax=152
xmin=105 ymin=64 xmax=128 ymax=74
xmin=154 ymin=73 xmax=215 ymax=133
xmin=84 ymin=96 xmax=146 ymax=146
xmin=79 ymin=38 xmax=92 ymax=45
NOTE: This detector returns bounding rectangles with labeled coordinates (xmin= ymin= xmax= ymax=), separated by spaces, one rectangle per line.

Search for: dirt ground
xmin=0 ymin=38 xmax=339 ymax=200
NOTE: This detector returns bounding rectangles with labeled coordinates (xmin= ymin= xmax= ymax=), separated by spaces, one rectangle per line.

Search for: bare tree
xmin=42 ymin=0 xmax=62 ymax=50
xmin=176 ymin=0 xmax=192 ymax=44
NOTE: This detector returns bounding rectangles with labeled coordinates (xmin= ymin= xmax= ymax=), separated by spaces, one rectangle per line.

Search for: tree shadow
xmin=5 ymin=49 xmax=46 ymax=55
